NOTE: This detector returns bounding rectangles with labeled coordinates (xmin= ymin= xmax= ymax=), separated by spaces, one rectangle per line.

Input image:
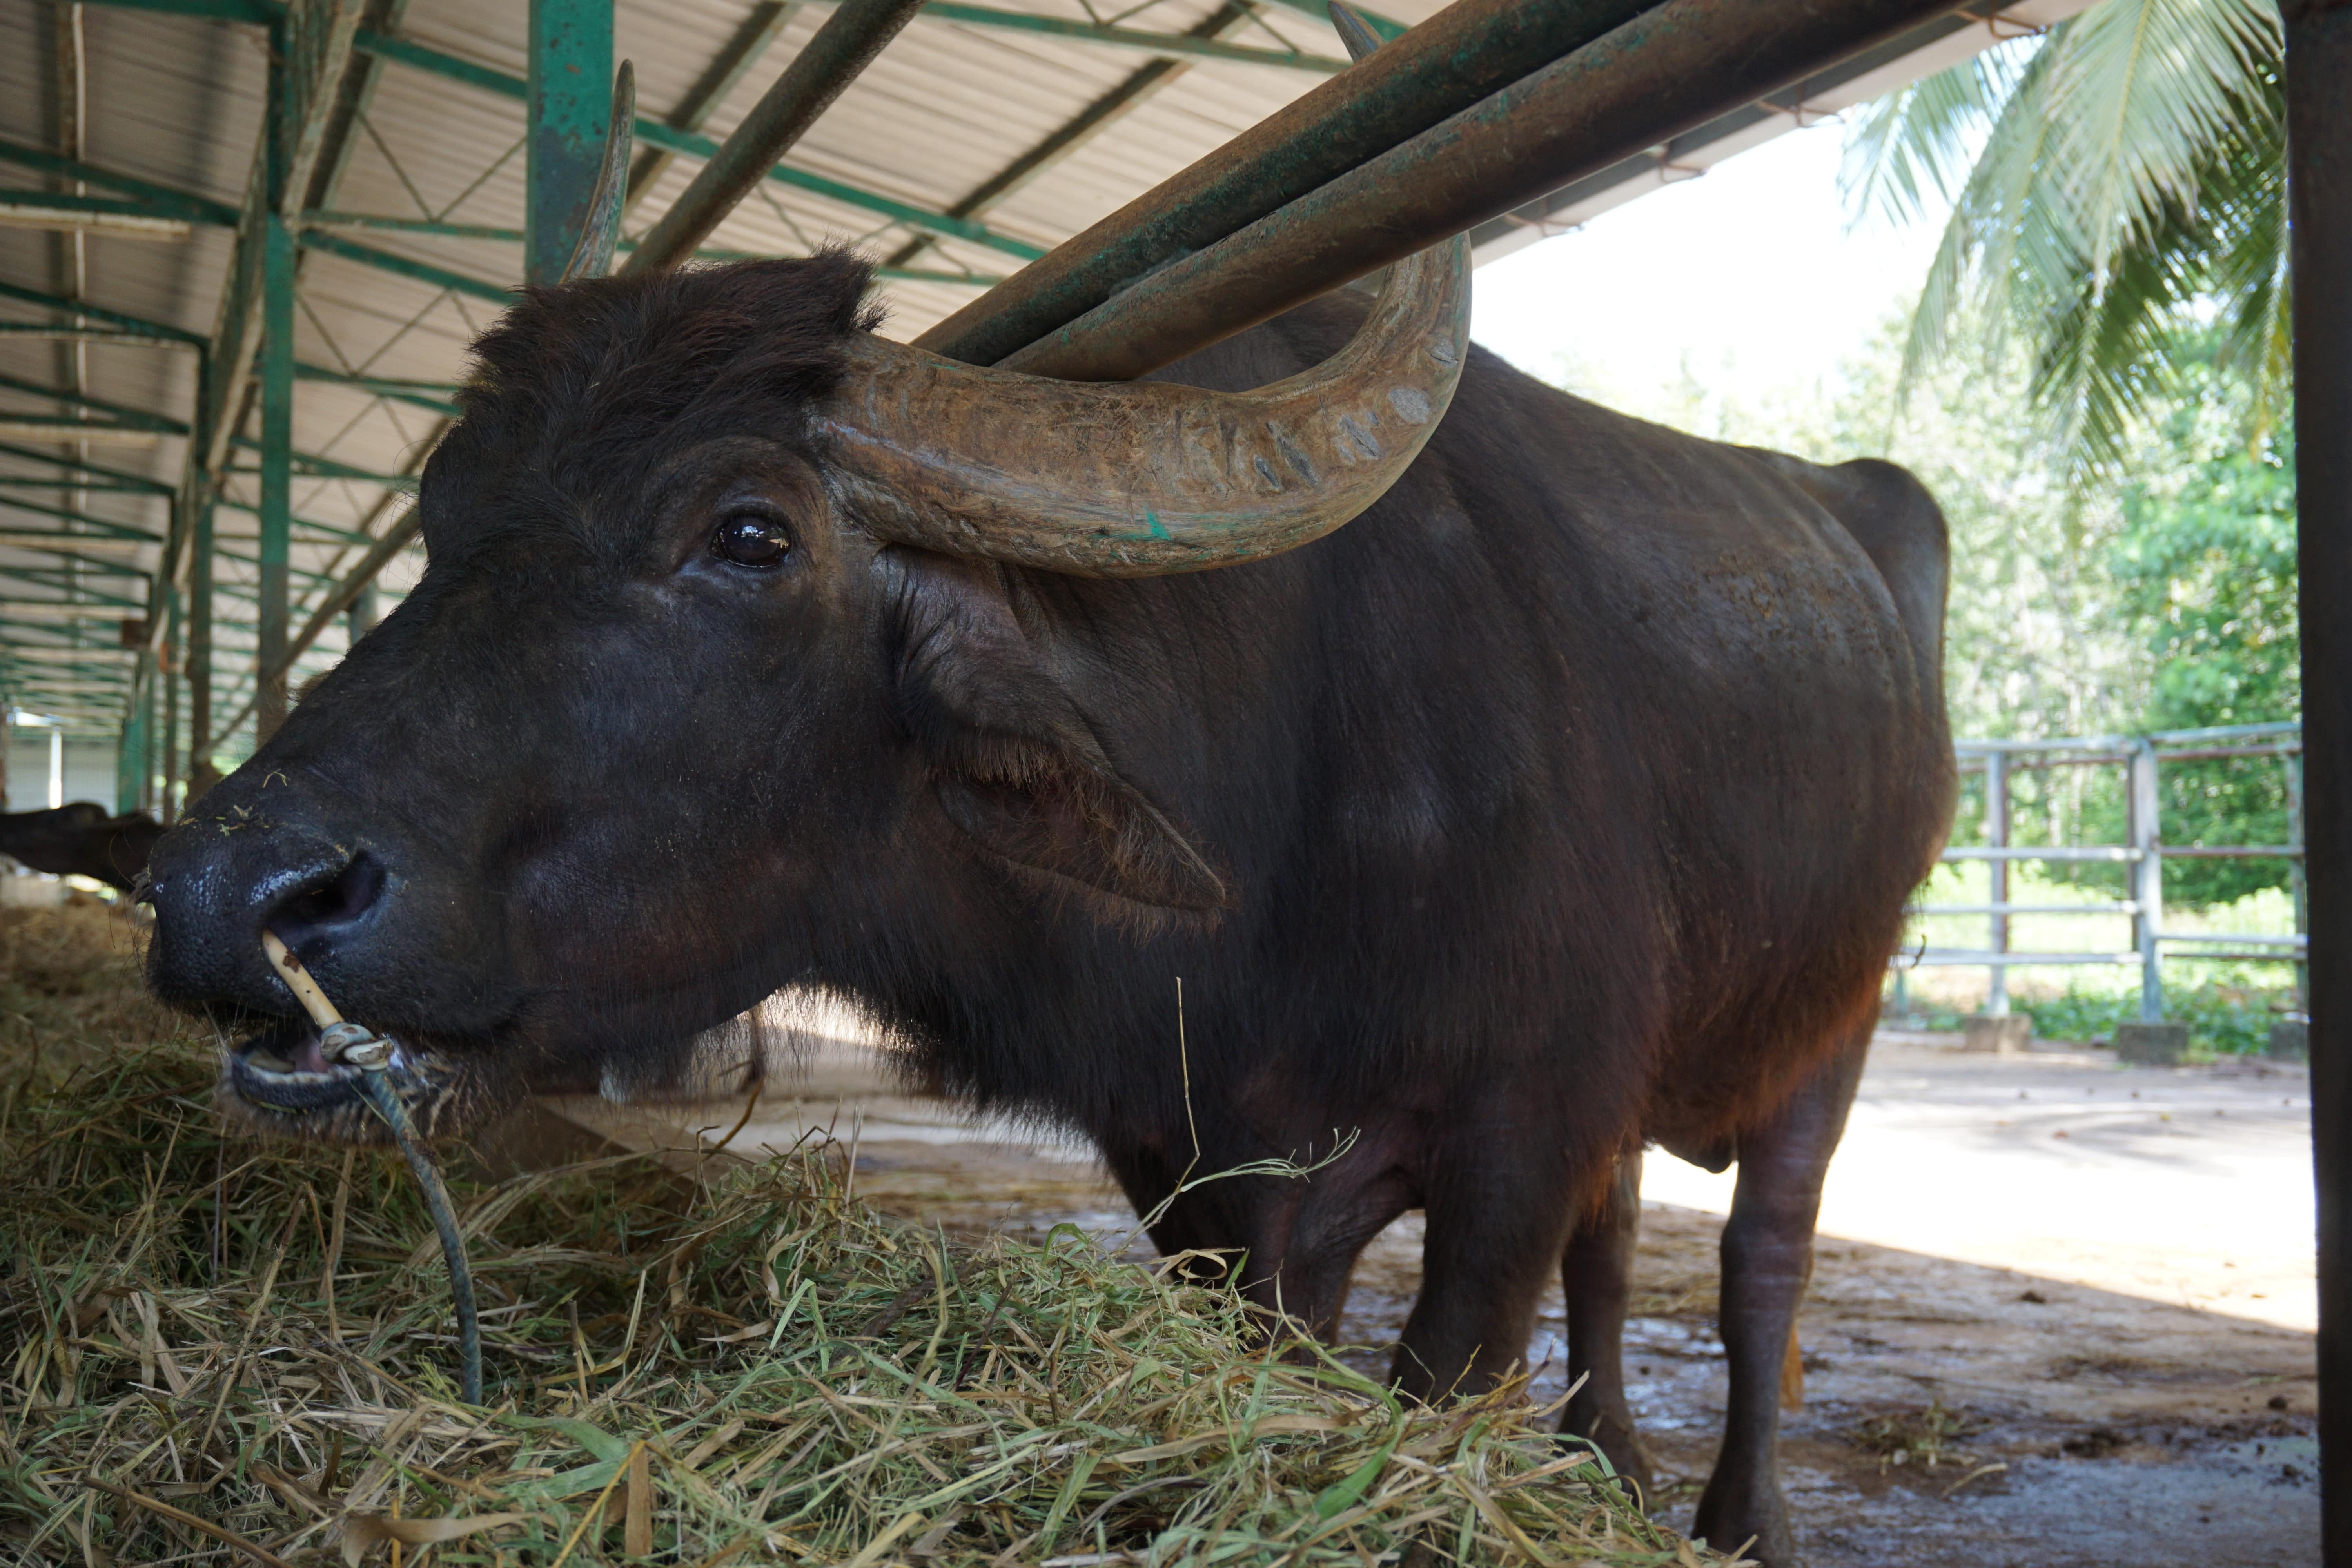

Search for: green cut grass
xmin=0 ymin=906 xmax=1745 ymax=1567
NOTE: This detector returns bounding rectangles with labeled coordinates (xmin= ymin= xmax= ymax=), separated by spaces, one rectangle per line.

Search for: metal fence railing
xmin=1894 ymin=722 xmax=2306 ymax=1024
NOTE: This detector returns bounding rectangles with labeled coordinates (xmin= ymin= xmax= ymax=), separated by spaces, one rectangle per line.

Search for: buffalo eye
xmin=711 ymin=511 xmax=792 ymax=569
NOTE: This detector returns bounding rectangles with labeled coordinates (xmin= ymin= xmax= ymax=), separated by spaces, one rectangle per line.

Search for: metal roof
xmin=0 ymin=0 xmax=2062 ymax=765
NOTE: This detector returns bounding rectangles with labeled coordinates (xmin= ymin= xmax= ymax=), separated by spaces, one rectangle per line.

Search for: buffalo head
xmin=146 ymin=241 xmax=1468 ymax=1144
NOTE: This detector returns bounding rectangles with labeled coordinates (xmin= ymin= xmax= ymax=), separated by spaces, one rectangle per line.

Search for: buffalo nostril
xmin=267 ymin=850 xmax=386 ymax=942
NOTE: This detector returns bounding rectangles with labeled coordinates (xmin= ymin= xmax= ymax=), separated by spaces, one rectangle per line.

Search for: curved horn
xmin=557 ymin=61 xmax=634 ymax=284
xmin=816 ymin=232 xmax=1468 ymax=577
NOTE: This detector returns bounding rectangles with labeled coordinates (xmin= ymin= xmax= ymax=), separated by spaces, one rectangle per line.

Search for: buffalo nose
xmin=147 ymin=819 xmax=394 ymax=1011
xmin=265 ymin=848 xmax=387 ymax=949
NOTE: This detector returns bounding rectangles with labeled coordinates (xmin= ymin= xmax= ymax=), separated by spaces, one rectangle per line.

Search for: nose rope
xmin=261 ymin=931 xmax=484 ymax=1405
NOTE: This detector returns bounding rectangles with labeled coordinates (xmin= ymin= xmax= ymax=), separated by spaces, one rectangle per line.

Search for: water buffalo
xmin=145 ymin=243 xmax=1953 ymax=1564
xmin=1 ymin=802 xmax=163 ymax=891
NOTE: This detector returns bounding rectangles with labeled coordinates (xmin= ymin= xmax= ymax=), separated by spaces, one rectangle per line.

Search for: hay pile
xmin=0 ymin=909 xmax=1741 ymax=1566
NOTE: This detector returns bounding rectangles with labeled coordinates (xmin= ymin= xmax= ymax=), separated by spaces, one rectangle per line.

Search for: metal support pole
xmin=2284 ymin=5 xmax=2352 ymax=1557
xmin=116 ymin=664 xmax=145 ymax=815
xmin=185 ymin=495 xmax=214 ymax=799
xmin=255 ymin=211 xmax=295 ymax=742
xmin=2128 ymin=741 xmax=2164 ymax=1023
xmin=47 ymin=726 xmax=62 ymax=809
xmin=526 ymin=0 xmax=614 ymax=285
xmin=1985 ymin=750 xmax=2010 ymax=1017
xmin=2292 ymin=750 xmax=2311 ymax=1006
xmin=160 ymin=593 xmax=180 ymax=822
xmin=621 ymin=0 xmax=924 ymax=274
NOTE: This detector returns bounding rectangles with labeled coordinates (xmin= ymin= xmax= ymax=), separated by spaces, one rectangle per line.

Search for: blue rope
xmin=345 ymin=1040 xmax=483 ymax=1405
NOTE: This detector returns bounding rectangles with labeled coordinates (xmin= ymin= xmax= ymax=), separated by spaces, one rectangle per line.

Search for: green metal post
xmin=526 ymin=0 xmax=613 ymax=285
xmin=160 ymin=592 xmax=180 ymax=821
xmin=256 ymin=211 xmax=295 ymax=741
xmin=142 ymin=651 xmax=160 ymax=811
xmin=116 ymin=655 xmax=149 ymax=815
xmin=186 ymin=495 xmax=215 ymax=798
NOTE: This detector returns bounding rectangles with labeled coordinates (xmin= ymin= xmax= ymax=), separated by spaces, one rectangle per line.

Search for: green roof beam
xmin=802 ymin=0 xmax=1344 ymax=72
xmin=0 ymin=370 xmax=190 ymax=436
xmin=0 ymin=493 xmax=163 ymax=540
xmin=63 ymin=4 xmax=1053 ymax=261
xmin=0 ymin=443 xmax=176 ymax=494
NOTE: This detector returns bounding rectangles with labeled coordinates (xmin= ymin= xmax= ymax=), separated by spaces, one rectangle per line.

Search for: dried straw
xmin=0 ymin=907 xmax=1745 ymax=1566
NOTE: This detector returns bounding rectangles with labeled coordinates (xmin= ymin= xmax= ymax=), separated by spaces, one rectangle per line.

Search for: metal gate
xmin=1898 ymin=722 xmax=2307 ymax=1024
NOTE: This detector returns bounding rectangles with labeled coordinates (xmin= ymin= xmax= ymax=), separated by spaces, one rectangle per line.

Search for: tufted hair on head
xmin=448 ymin=249 xmax=883 ymax=473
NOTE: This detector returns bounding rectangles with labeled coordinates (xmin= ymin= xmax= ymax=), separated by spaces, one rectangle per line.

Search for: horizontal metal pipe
xmin=1956 ymin=752 xmax=2129 ymax=771
xmin=0 ymin=534 xmax=147 ymax=556
xmin=2161 ymin=951 xmax=2307 ymax=964
xmin=1941 ymin=847 xmax=2145 ymax=863
xmin=0 ymin=421 xmax=162 ymax=447
xmin=2154 ymin=744 xmax=2302 ymax=762
xmin=1900 ymin=952 xmax=2141 ymax=968
xmin=0 ymin=200 xmax=191 ymax=240
xmin=1914 ymin=903 xmax=2144 ymax=917
xmin=997 ymin=0 xmax=1976 ymax=381
xmin=916 ymin=0 xmax=1656 ymax=367
xmin=622 ymin=0 xmax=928 ymax=274
xmin=2156 ymin=845 xmax=2308 ymax=859
xmin=2156 ymin=932 xmax=2307 ymax=947
xmin=2147 ymin=721 xmax=2305 ymax=743
xmin=1954 ymin=736 xmax=2136 ymax=754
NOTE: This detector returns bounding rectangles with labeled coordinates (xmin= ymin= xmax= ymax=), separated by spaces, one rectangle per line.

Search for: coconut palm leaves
xmin=1844 ymin=0 xmax=2284 ymax=487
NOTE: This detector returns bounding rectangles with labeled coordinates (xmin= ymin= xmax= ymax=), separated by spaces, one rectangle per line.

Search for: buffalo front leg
xmin=1559 ymin=1152 xmax=1654 ymax=1501
xmin=1393 ymin=1143 xmax=1585 ymax=1404
xmin=1691 ymin=1026 xmax=1869 ymax=1568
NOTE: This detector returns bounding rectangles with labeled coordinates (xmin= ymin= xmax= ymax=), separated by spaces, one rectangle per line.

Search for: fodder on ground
xmin=0 ymin=907 xmax=1744 ymax=1566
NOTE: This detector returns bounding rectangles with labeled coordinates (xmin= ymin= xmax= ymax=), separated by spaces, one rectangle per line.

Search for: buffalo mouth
xmin=222 ymin=1020 xmax=497 ymax=1147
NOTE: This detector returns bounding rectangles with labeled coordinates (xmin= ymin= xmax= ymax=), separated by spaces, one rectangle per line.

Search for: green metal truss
xmin=76 ymin=0 xmax=1053 ymax=260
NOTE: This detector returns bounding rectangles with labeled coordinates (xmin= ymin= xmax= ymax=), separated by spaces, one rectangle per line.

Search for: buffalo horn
xmin=557 ymin=62 xmax=635 ymax=285
xmin=816 ymin=229 xmax=1470 ymax=577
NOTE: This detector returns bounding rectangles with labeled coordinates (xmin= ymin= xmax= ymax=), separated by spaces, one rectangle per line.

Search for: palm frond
xmin=1856 ymin=0 xmax=2286 ymax=487
xmin=1893 ymin=39 xmax=2064 ymax=389
xmin=1839 ymin=41 xmax=2028 ymax=228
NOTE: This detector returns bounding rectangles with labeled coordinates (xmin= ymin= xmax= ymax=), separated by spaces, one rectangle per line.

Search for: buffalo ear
xmin=889 ymin=552 xmax=1228 ymax=913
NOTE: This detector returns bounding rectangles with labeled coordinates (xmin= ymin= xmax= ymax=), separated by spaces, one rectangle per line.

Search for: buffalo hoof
xmin=1559 ymin=1409 xmax=1655 ymax=1508
xmin=1693 ymin=1475 xmax=1799 ymax=1568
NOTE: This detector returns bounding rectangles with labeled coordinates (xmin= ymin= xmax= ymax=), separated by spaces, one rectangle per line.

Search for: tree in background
xmin=2109 ymin=338 xmax=2298 ymax=905
xmin=1844 ymin=0 xmax=2285 ymax=488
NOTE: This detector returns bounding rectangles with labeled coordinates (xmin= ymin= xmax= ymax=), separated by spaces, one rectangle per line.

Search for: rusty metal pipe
xmin=621 ymin=0 xmax=926 ymax=274
xmin=913 ymin=0 xmax=1657 ymax=368
xmin=998 ymin=0 xmax=1975 ymax=382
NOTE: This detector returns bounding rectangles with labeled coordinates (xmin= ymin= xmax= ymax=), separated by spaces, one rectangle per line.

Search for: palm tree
xmin=1843 ymin=0 xmax=2284 ymax=486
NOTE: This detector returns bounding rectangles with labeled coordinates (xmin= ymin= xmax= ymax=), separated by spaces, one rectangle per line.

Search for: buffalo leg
xmin=1106 ymin=1142 xmax=1405 ymax=1344
xmin=1559 ymin=1152 xmax=1653 ymax=1500
xmin=1692 ymin=1026 xmax=1869 ymax=1568
xmin=1393 ymin=1145 xmax=1583 ymax=1403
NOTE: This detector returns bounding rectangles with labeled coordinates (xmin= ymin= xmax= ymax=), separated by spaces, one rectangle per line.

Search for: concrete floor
xmin=546 ymin=1027 xmax=2320 ymax=1568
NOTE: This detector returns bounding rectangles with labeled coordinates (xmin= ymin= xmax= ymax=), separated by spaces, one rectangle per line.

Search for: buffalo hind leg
xmin=1559 ymin=1152 xmax=1654 ymax=1500
xmin=1692 ymin=1025 xmax=1870 ymax=1568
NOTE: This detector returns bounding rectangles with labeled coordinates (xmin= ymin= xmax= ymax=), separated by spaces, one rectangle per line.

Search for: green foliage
xmin=1906 ymin=980 xmax=2282 ymax=1055
xmin=1845 ymin=0 xmax=2287 ymax=488
xmin=2112 ymin=366 xmax=2299 ymax=730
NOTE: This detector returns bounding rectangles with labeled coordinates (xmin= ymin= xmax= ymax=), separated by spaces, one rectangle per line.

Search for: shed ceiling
xmin=0 ymin=0 xmax=2075 ymax=753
